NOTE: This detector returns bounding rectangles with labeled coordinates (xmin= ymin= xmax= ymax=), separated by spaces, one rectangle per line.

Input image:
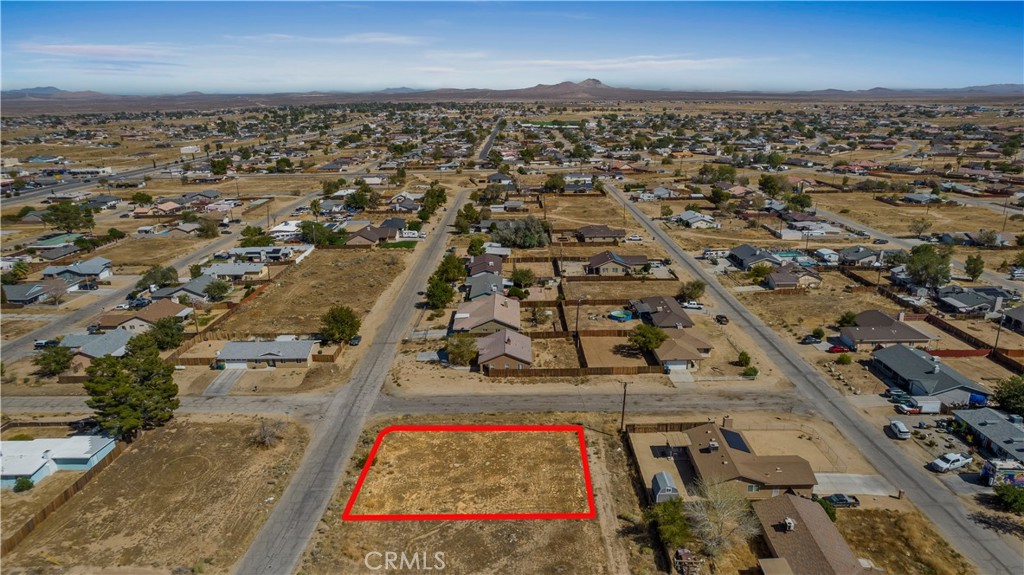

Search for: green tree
xmin=994 ymin=484 xmax=1024 ymax=514
xmin=817 ymin=498 xmax=837 ymax=522
xmin=436 ymin=253 xmax=466 ymax=283
xmin=426 ymin=274 xmax=455 ymax=309
xmin=758 ymin=174 xmax=786 ymax=198
xmin=1015 ymin=251 xmax=1024 ymax=268
xmin=737 ymin=351 xmax=751 ymax=367
xmin=837 ymin=310 xmax=858 ymax=327
xmin=543 ymin=173 xmax=565 ymax=193
xmin=660 ymin=204 xmax=673 ymax=218
xmin=240 ymin=234 xmax=274 ymax=248
xmin=747 ymin=263 xmax=774 ymax=283
xmin=445 ymin=333 xmax=478 ymax=366
xmin=645 ymin=498 xmax=692 ymax=547
xmin=189 ymin=264 xmax=203 ymax=279
xmin=197 ymin=218 xmax=219 ymax=239
xmin=131 ymin=191 xmax=153 ymax=205
xmin=677 ymin=280 xmax=706 ymax=302
xmin=629 ymin=324 xmax=668 ymax=352
xmin=107 ymin=228 xmax=126 ymax=240
xmin=906 ymin=244 xmax=951 ymax=288
xmin=32 ymin=345 xmax=73 ymax=376
xmin=812 ymin=327 xmax=826 ymax=339
xmin=148 ymin=317 xmax=185 ymax=351
xmin=467 ymin=236 xmax=486 ymax=257
xmin=203 ymin=279 xmax=231 ymax=301
xmin=908 ymin=218 xmax=933 ymax=237
xmin=320 ymin=305 xmax=361 ymax=343
xmin=41 ymin=201 xmax=94 ymax=233
xmin=510 ymin=268 xmax=535 ymax=288
xmin=993 ymin=376 xmax=1024 ymax=417
xmin=210 ymin=158 xmax=230 ymax=175
xmin=965 ymin=254 xmax=985 ymax=281
xmin=84 ymin=335 xmax=179 ymax=441
xmin=136 ymin=265 xmax=179 ymax=290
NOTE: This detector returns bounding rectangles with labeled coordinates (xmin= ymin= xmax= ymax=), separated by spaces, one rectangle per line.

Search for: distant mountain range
xmin=2 ymin=80 xmax=1021 ymax=115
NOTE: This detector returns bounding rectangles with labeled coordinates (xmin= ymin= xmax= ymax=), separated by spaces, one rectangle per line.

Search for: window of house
xmin=747 ymin=484 xmax=760 ymax=493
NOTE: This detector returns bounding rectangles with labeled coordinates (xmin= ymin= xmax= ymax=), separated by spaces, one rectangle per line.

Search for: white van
xmin=889 ymin=420 xmax=911 ymax=440
xmin=400 ymin=230 xmax=419 ymax=239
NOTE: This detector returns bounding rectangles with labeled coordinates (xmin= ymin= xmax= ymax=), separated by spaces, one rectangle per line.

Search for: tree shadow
xmin=612 ymin=343 xmax=644 ymax=359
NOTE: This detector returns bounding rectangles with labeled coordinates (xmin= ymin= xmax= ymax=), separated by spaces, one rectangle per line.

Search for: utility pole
xmin=619 ymin=380 xmax=629 ymax=432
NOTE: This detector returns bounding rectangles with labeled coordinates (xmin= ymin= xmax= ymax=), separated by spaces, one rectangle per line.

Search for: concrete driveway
xmin=814 ymin=473 xmax=896 ymax=496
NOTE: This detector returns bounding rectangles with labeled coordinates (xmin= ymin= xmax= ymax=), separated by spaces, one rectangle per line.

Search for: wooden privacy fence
xmin=485 ymin=365 xmax=663 ymax=378
xmin=928 ymin=349 xmax=991 ymax=358
xmin=1 ymin=441 xmax=127 ymax=555
xmin=625 ymin=421 xmax=705 ymax=433
xmin=563 ymin=275 xmax=677 ymax=283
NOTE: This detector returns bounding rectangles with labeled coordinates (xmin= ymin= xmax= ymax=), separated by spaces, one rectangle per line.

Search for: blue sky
xmin=2 ymin=2 xmax=1021 ymax=94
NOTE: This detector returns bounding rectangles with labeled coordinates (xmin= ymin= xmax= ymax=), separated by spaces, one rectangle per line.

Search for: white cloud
xmin=499 ymin=55 xmax=760 ymax=72
xmin=225 ymin=32 xmax=429 ymax=46
xmin=18 ymin=43 xmax=170 ymax=59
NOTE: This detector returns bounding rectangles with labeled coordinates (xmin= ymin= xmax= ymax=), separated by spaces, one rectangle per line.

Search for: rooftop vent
xmin=784 ymin=517 xmax=797 ymax=532
xmin=708 ymin=439 xmax=720 ymax=452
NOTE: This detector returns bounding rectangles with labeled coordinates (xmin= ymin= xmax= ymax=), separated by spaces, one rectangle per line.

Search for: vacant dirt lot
xmin=531 ymin=337 xmax=581 ymax=368
xmin=542 ymin=194 xmax=646 ymax=235
xmin=563 ymin=279 xmax=686 ymax=301
xmin=814 ymin=192 xmax=1024 ymax=237
xmin=837 ymin=508 xmax=976 ymax=575
xmin=1 ymin=470 xmax=84 ymax=535
xmin=218 ymin=248 xmax=407 ymax=334
xmin=580 ymin=337 xmax=651 ymax=368
xmin=0 ymin=319 xmax=48 ymax=341
xmin=4 ymin=416 xmax=308 ymax=574
xmin=347 ymin=428 xmax=591 ymax=516
xmin=99 ymin=236 xmax=213 ymax=267
xmin=302 ymin=413 xmax=657 ymax=575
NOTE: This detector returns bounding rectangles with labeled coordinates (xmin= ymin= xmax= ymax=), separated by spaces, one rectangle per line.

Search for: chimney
xmin=722 ymin=415 xmax=733 ymax=429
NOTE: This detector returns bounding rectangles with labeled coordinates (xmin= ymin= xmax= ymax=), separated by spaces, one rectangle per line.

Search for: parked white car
xmin=627 ymin=234 xmax=643 ymax=242
xmin=930 ymin=452 xmax=972 ymax=473
xmin=681 ymin=301 xmax=703 ymax=309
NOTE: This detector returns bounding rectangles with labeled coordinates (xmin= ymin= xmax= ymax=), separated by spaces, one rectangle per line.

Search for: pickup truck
xmin=930 ymin=452 xmax=972 ymax=473
xmin=820 ymin=494 xmax=861 ymax=508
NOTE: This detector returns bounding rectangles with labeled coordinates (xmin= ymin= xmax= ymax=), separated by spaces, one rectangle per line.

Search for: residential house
xmin=653 ymin=328 xmax=713 ymax=372
xmin=1 ymin=436 xmax=118 ymax=489
xmin=952 ymin=408 xmax=1024 ymax=465
xmin=38 ymin=245 xmax=82 ymax=262
xmin=452 ymin=294 xmax=520 ymax=334
xmin=27 ymin=234 xmax=82 ymax=250
xmin=166 ymin=222 xmax=202 ymax=237
xmin=814 ymin=248 xmax=839 ymax=265
xmin=202 ymin=262 xmax=268 ymax=282
xmin=683 ymin=421 xmax=817 ymax=499
xmin=152 ymin=201 xmax=183 ymax=216
xmin=346 ymin=226 xmax=400 ymax=246
xmin=871 ymin=345 xmax=991 ymax=404
xmin=42 ymin=257 xmax=112 ymax=287
xmin=1 ymin=283 xmax=50 ymax=305
xmin=839 ymin=310 xmax=934 ymax=349
xmin=151 ymin=274 xmax=218 ymax=303
xmin=936 ymin=286 xmax=1000 ymax=314
xmin=577 ymin=225 xmax=626 ymax=243
xmin=728 ymin=244 xmax=782 ymax=271
xmin=486 ymin=172 xmax=515 ymax=191
xmin=477 ymin=329 xmax=533 ymax=371
xmin=380 ymin=217 xmax=406 ymax=231
xmin=482 ymin=242 xmax=512 ymax=257
xmin=631 ymin=296 xmax=694 ymax=329
xmin=752 ymin=494 xmax=871 ymax=575
xmin=61 ymin=329 xmax=134 ymax=370
xmin=268 ymin=220 xmax=303 ymax=242
xmin=96 ymin=299 xmax=192 ymax=333
xmin=466 ymin=272 xmax=508 ymax=302
xmin=1002 ymin=306 xmax=1024 ymax=334
xmin=227 ymin=246 xmax=299 ymax=262
xmin=466 ymin=254 xmax=504 ymax=278
xmin=84 ymin=194 xmax=121 ymax=211
xmin=586 ymin=251 xmax=648 ymax=276
xmin=676 ymin=210 xmax=720 ymax=229
xmin=838 ymin=245 xmax=881 ymax=266
xmin=218 ymin=339 xmax=316 ymax=369
xmin=766 ymin=265 xmax=822 ymax=290
xmin=903 ymin=193 xmax=938 ymax=205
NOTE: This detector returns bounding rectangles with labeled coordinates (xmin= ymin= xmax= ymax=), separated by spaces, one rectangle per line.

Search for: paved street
xmin=233 ymin=189 xmax=469 ymax=575
xmin=608 ymin=186 xmax=1022 ymax=574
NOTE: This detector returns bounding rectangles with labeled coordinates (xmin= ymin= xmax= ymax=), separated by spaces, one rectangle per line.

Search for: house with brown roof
xmin=587 ymin=251 xmax=648 ymax=276
xmin=452 ymin=294 xmax=520 ymax=334
xmin=96 ymin=299 xmax=192 ymax=333
xmin=477 ymin=329 xmax=533 ymax=371
xmin=466 ymin=254 xmax=503 ymax=278
xmin=752 ymin=494 xmax=871 ymax=575
xmin=576 ymin=225 xmax=625 ymax=243
xmin=631 ymin=296 xmax=694 ymax=329
xmin=653 ymin=328 xmax=713 ymax=372
xmin=346 ymin=225 xmax=400 ymax=246
xmin=839 ymin=310 xmax=934 ymax=350
xmin=683 ymin=421 xmax=817 ymax=499
xmin=766 ymin=264 xmax=822 ymax=290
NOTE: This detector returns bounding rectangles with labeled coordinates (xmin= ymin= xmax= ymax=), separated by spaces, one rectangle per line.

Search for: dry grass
xmin=813 ymin=193 xmax=1024 ymax=237
xmin=563 ymin=279 xmax=685 ymax=301
xmin=4 ymin=416 xmax=309 ymax=573
xmin=217 ymin=248 xmax=406 ymax=334
xmin=99 ymin=236 xmax=214 ymax=267
xmin=836 ymin=508 xmax=976 ymax=575
xmin=531 ymin=337 xmax=581 ymax=368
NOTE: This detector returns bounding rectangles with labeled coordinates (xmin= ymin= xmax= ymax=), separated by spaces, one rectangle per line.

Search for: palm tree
xmin=309 ymin=199 xmax=321 ymax=245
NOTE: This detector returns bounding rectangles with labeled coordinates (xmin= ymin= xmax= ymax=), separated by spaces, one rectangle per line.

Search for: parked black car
xmin=801 ymin=335 xmax=822 ymax=344
xmin=715 ymin=315 xmax=729 ymax=325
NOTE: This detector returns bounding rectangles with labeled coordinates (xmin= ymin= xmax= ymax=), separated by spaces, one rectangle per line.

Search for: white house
xmin=268 ymin=220 xmax=303 ymax=241
xmin=676 ymin=210 xmax=720 ymax=229
xmin=814 ymin=248 xmax=840 ymax=264
xmin=1 ymin=435 xmax=117 ymax=489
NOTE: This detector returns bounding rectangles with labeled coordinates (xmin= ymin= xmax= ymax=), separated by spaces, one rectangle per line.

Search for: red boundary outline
xmin=342 ymin=424 xmax=597 ymax=521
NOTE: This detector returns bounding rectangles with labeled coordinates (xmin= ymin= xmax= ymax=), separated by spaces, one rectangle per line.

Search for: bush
xmin=742 ymin=366 xmax=759 ymax=377
xmin=994 ymin=484 xmax=1024 ymax=514
xmin=13 ymin=477 xmax=34 ymax=492
xmin=8 ymin=433 xmax=33 ymax=441
xmin=737 ymin=351 xmax=751 ymax=367
xmin=812 ymin=327 xmax=825 ymax=339
xmin=817 ymin=498 xmax=837 ymax=522
xmin=836 ymin=353 xmax=853 ymax=365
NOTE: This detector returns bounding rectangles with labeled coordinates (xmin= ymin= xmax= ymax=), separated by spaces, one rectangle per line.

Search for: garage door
xmin=224 ymin=362 xmax=248 ymax=370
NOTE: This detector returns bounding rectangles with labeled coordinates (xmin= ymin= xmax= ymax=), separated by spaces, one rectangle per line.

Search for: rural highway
xmin=1 ymin=192 xmax=316 ymax=362
xmin=233 ymin=188 xmax=469 ymax=575
xmin=607 ymin=185 xmax=1022 ymax=574
xmin=815 ymin=207 xmax=1021 ymax=292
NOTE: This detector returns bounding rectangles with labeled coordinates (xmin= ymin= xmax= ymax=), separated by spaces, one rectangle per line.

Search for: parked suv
xmin=34 ymin=339 xmax=59 ymax=350
xmin=714 ymin=315 xmax=729 ymax=325
xmin=889 ymin=420 xmax=912 ymax=440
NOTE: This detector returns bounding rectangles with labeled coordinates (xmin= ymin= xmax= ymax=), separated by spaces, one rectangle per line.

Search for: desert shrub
xmin=742 ymin=366 xmax=759 ymax=377
xmin=13 ymin=477 xmax=34 ymax=492
xmin=836 ymin=353 xmax=853 ymax=365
